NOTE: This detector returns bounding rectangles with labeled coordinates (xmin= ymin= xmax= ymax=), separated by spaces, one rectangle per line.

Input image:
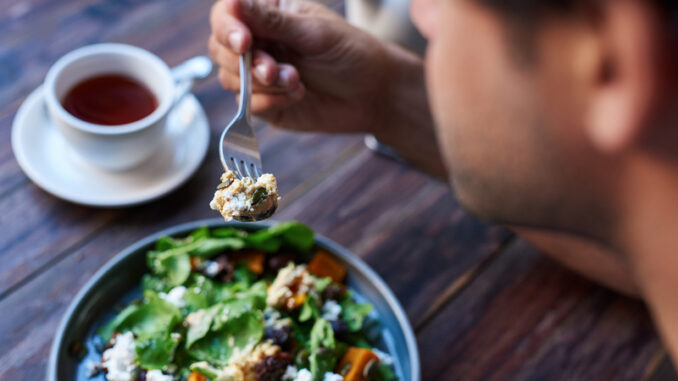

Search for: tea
xmin=61 ymin=74 xmax=157 ymax=125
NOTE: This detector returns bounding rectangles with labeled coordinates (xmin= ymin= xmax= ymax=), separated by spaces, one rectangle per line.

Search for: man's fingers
xmin=211 ymin=0 xmax=252 ymax=53
xmin=251 ymin=86 xmax=306 ymax=116
xmin=223 ymin=0 xmax=315 ymax=47
xmin=211 ymin=36 xmax=281 ymax=86
xmin=218 ymin=68 xmax=299 ymax=94
xmin=253 ymin=50 xmax=279 ymax=85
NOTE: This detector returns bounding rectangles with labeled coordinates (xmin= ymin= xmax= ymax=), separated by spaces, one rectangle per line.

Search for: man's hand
xmin=209 ymin=0 xmax=392 ymax=134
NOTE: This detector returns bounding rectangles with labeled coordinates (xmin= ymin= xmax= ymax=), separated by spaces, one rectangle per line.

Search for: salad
xmin=89 ymin=222 xmax=398 ymax=381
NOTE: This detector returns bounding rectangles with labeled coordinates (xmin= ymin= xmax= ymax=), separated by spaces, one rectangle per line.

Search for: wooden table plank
xmin=418 ymin=239 xmax=663 ymax=381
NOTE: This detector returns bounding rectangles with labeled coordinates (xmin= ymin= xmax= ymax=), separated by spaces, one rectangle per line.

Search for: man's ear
xmin=584 ymin=1 xmax=663 ymax=153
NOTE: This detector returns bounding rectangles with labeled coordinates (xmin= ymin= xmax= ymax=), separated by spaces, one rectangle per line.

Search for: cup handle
xmin=171 ymin=56 xmax=213 ymax=105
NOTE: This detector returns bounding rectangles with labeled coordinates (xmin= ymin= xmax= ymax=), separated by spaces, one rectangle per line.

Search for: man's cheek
xmin=410 ymin=0 xmax=438 ymax=38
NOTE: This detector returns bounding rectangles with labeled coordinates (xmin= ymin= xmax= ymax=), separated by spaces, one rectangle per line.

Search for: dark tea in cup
xmin=61 ymin=74 xmax=157 ymax=125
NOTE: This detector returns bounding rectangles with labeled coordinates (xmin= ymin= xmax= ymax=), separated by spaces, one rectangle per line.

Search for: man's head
xmin=411 ymin=0 xmax=678 ymax=246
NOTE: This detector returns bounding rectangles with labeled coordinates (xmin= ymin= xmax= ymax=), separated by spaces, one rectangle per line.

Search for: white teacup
xmin=44 ymin=43 xmax=209 ymax=171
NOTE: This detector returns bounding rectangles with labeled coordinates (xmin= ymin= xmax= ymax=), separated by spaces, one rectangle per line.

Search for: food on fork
xmin=210 ymin=170 xmax=279 ymax=222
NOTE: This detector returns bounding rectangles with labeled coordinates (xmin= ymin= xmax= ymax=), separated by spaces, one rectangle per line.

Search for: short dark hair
xmin=477 ymin=0 xmax=678 ymax=63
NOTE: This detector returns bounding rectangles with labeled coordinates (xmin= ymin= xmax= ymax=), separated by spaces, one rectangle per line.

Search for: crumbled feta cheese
xmin=204 ymin=260 xmax=220 ymax=277
xmin=146 ymin=369 xmax=174 ymax=381
xmin=267 ymin=263 xmax=316 ymax=309
xmin=159 ymin=286 xmax=187 ymax=308
xmin=321 ymin=300 xmax=342 ymax=321
xmin=282 ymin=365 xmax=298 ymax=381
xmin=210 ymin=170 xmax=279 ymax=222
xmin=295 ymin=368 xmax=313 ymax=381
xmin=372 ymin=348 xmax=394 ymax=366
xmin=101 ymin=332 xmax=137 ymax=381
xmin=323 ymin=372 xmax=344 ymax=381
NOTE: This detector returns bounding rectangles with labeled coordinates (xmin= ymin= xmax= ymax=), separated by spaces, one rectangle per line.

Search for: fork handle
xmin=237 ymin=51 xmax=252 ymax=122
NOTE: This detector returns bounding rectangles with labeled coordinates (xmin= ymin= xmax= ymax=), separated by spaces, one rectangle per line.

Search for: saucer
xmin=11 ymin=86 xmax=210 ymax=207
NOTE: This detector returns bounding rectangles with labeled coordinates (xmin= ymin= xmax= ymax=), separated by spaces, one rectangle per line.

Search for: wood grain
xmin=418 ymin=239 xmax=663 ymax=381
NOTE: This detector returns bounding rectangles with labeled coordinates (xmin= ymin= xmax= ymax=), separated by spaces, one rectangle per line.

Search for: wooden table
xmin=0 ymin=0 xmax=674 ymax=379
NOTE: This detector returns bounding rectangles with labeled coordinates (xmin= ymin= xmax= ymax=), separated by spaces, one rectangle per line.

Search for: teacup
xmin=44 ymin=43 xmax=208 ymax=171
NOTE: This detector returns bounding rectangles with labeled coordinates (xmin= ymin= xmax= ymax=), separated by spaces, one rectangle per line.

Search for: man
xmin=209 ymin=0 xmax=678 ymax=363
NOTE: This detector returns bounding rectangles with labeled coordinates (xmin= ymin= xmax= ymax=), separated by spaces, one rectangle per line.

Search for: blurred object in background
xmin=345 ymin=0 xmax=426 ymax=55
xmin=345 ymin=0 xmax=425 ymax=163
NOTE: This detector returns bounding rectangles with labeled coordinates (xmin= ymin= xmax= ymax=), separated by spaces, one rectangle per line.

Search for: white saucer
xmin=11 ymin=86 xmax=210 ymax=207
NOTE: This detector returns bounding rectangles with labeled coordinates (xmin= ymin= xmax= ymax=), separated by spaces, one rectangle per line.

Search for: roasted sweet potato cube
xmin=336 ymin=347 xmax=379 ymax=381
xmin=188 ymin=371 xmax=206 ymax=381
xmin=232 ymin=250 xmax=266 ymax=274
xmin=307 ymin=250 xmax=346 ymax=283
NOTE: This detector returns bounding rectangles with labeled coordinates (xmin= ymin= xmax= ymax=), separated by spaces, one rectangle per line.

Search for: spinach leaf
xmin=309 ymin=318 xmax=337 ymax=381
xmin=372 ymin=363 xmax=398 ymax=381
xmin=135 ymin=332 xmax=181 ymax=370
xmin=185 ymin=306 xmax=219 ymax=348
xmin=98 ymin=292 xmax=182 ymax=341
xmin=190 ymin=226 xmax=210 ymax=241
xmin=299 ymin=294 xmax=320 ymax=323
xmin=141 ymin=274 xmax=171 ymax=294
xmin=187 ymin=311 xmax=264 ymax=365
xmin=340 ymin=293 xmax=373 ymax=332
xmin=183 ymin=288 xmax=209 ymax=313
xmin=246 ymin=221 xmax=314 ymax=253
xmin=211 ymin=227 xmax=247 ymax=238
xmin=191 ymin=238 xmax=246 ymax=257
xmin=233 ymin=262 xmax=256 ymax=285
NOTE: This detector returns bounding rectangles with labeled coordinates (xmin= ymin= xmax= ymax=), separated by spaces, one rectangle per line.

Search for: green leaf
xmin=233 ymin=262 xmax=256 ymax=285
xmin=299 ymin=294 xmax=319 ymax=323
xmin=187 ymin=311 xmax=264 ymax=365
xmin=314 ymin=277 xmax=332 ymax=294
xmin=190 ymin=226 xmax=210 ymax=241
xmin=191 ymin=238 xmax=247 ymax=257
xmin=98 ymin=304 xmax=142 ymax=341
xmin=141 ymin=275 xmax=171 ymax=294
xmin=372 ymin=363 xmax=398 ymax=381
xmin=183 ymin=288 xmax=209 ymax=313
xmin=98 ymin=293 xmax=182 ymax=341
xmin=340 ymin=294 xmax=373 ymax=332
xmin=309 ymin=319 xmax=337 ymax=381
xmin=189 ymin=362 xmax=219 ymax=379
xmin=135 ymin=332 xmax=181 ymax=370
xmin=271 ymin=221 xmax=314 ymax=252
xmin=211 ymin=227 xmax=246 ymax=238
xmin=246 ymin=221 xmax=314 ymax=253
xmin=162 ymin=253 xmax=192 ymax=286
xmin=185 ymin=307 xmax=219 ymax=348
xmin=155 ymin=236 xmax=185 ymax=251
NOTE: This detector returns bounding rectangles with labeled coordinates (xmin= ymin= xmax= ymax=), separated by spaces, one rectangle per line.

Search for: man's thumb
xmin=228 ymin=0 xmax=312 ymax=46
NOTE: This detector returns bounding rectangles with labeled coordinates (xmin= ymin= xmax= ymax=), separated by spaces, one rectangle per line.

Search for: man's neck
xmin=620 ymin=154 xmax=678 ymax=360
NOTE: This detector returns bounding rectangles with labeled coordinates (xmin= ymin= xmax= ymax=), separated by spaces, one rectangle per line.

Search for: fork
xmin=219 ymin=51 xmax=263 ymax=179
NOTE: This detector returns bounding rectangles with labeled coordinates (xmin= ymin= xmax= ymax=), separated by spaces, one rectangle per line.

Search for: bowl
xmin=48 ymin=219 xmax=420 ymax=380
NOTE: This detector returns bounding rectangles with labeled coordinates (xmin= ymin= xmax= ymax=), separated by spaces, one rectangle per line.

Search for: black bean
xmin=254 ymin=352 xmax=293 ymax=381
xmin=264 ymin=324 xmax=291 ymax=348
xmin=321 ymin=284 xmax=346 ymax=301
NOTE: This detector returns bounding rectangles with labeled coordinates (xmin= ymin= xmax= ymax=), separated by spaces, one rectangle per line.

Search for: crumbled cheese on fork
xmin=210 ymin=170 xmax=279 ymax=222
